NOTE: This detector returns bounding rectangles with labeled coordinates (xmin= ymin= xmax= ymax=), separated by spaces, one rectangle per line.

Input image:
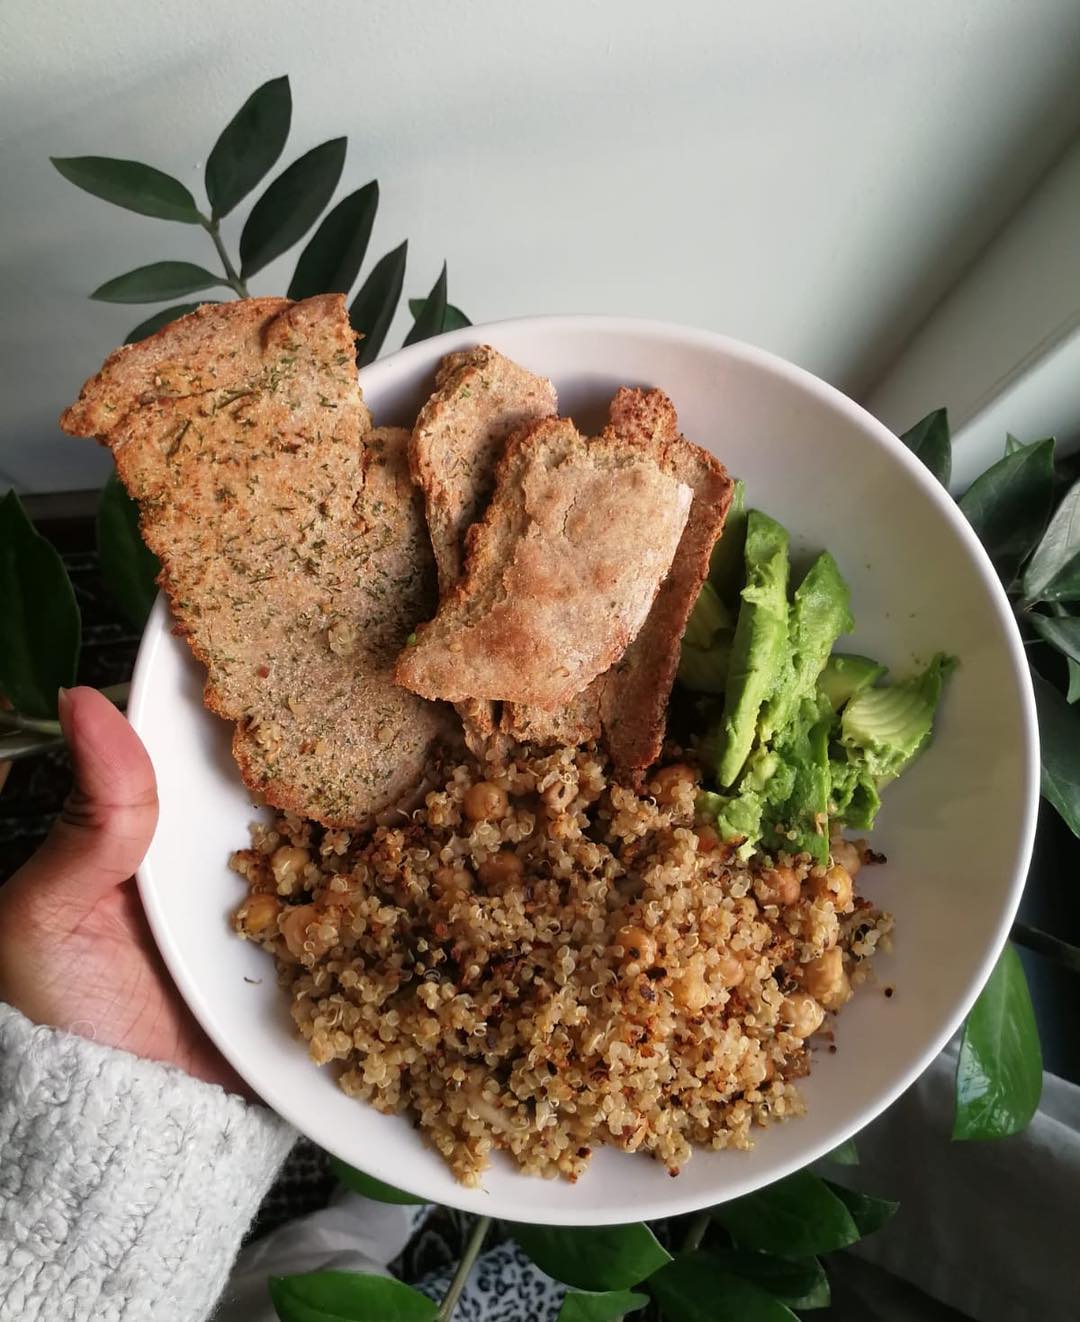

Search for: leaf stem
xmin=436 ymin=1216 xmax=490 ymax=1321
xmin=1012 ymin=921 xmax=1080 ymax=974
xmin=680 ymin=1210 xmax=711 ymax=1255
xmin=200 ymin=214 xmax=251 ymax=298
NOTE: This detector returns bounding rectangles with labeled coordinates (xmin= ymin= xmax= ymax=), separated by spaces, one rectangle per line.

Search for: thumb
xmin=14 ymin=686 xmax=158 ymax=906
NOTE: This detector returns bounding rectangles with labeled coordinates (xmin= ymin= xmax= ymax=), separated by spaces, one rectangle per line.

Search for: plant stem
xmin=680 ymin=1210 xmax=711 ymax=1255
xmin=200 ymin=215 xmax=251 ymax=298
xmin=436 ymin=1216 xmax=490 ymax=1321
xmin=1012 ymin=921 xmax=1080 ymax=974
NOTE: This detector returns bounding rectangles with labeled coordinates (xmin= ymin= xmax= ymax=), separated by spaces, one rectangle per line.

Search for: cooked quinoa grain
xmin=231 ymin=745 xmax=891 ymax=1187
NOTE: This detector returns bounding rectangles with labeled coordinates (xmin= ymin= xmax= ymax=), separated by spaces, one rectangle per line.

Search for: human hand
xmin=0 ymin=685 xmax=244 ymax=1093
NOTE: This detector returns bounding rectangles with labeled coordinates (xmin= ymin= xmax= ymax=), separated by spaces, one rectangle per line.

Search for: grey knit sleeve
xmin=0 ymin=1003 xmax=296 ymax=1322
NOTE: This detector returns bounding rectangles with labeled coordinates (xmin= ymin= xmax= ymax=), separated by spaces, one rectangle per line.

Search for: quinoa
xmin=231 ymin=745 xmax=891 ymax=1187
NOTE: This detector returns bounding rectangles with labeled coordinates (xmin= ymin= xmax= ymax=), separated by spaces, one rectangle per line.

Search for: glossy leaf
xmin=205 ymin=75 xmax=292 ymax=219
xmin=1032 ymin=669 xmax=1080 ymax=836
xmin=125 ymin=302 xmax=216 ymax=345
xmin=97 ymin=473 xmax=159 ymax=629
xmin=351 ymin=241 xmax=408 ymax=367
xmin=712 ymin=1170 xmax=859 ymax=1256
xmin=0 ymin=491 xmax=80 ymax=717
xmin=954 ymin=944 xmax=1042 ymax=1140
xmin=403 ymin=262 xmax=448 ymax=346
xmin=706 ymin=1249 xmax=829 ymax=1310
xmin=649 ymin=1253 xmax=798 ymax=1322
xmin=822 ymin=1182 xmax=898 ymax=1237
xmin=269 ymin=1271 xmax=437 ymax=1321
xmin=288 ymin=182 xmax=379 ymax=300
xmin=1022 ymin=478 xmax=1080 ymax=602
xmin=1028 ymin=611 xmax=1080 ymax=678
xmin=408 ymin=297 xmax=471 ymax=331
xmin=900 ymin=408 xmax=951 ymax=487
xmin=509 ymin=1222 xmax=670 ymax=1292
xmin=823 ymin=1137 xmax=859 ymax=1166
xmin=1068 ymin=658 xmax=1080 ymax=704
xmin=958 ymin=438 xmax=1054 ymax=582
xmin=239 ymin=138 xmax=347 ymax=278
xmin=557 ymin=1288 xmax=648 ymax=1321
xmin=91 ymin=261 xmax=224 ymax=304
xmin=1005 ymin=433 xmax=1024 ymax=455
xmin=328 ymin=1155 xmax=424 ymax=1205
xmin=51 ymin=155 xmax=200 ymax=223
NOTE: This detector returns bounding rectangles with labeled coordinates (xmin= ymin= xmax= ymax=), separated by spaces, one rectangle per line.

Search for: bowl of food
xmin=62 ymin=300 xmax=1038 ymax=1225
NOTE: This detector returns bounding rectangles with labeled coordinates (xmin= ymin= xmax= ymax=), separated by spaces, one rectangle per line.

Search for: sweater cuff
xmin=0 ymin=1003 xmax=296 ymax=1322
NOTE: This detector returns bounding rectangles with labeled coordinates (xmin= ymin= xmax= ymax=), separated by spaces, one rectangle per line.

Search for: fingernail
xmin=57 ymin=686 xmax=73 ymax=735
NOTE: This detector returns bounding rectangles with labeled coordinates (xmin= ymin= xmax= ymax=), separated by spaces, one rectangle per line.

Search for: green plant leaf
xmin=1022 ymin=477 xmax=1080 ymax=602
xmin=1068 ymin=657 xmax=1080 ymax=704
xmin=509 ymin=1222 xmax=671 ymax=1292
xmin=90 ymin=261 xmax=224 ymax=304
xmin=557 ymin=1288 xmax=648 ymax=1321
xmin=1005 ymin=433 xmax=1024 ymax=455
xmin=705 ymin=1249 xmax=829 ymax=1309
xmin=822 ymin=1182 xmax=898 ymax=1237
xmin=351 ymin=241 xmax=408 ymax=367
xmin=408 ymin=297 xmax=471 ymax=331
xmin=823 ymin=1137 xmax=859 ymax=1166
xmin=649 ymin=1253 xmax=798 ymax=1322
xmin=953 ymin=943 xmax=1042 ymax=1140
xmin=96 ymin=473 xmax=160 ymax=629
xmin=0 ymin=491 xmax=80 ymax=717
xmin=1032 ymin=668 xmax=1080 ymax=835
xmin=50 ymin=155 xmax=200 ymax=223
xmin=403 ymin=262 xmax=448 ymax=346
xmin=958 ymin=438 xmax=1055 ymax=582
xmin=269 ymin=1271 xmax=437 ymax=1322
xmin=900 ymin=408 xmax=951 ymax=487
xmin=712 ymin=1170 xmax=859 ymax=1256
xmin=239 ymin=138 xmax=347 ymax=278
xmin=328 ymin=1155 xmax=424 ymax=1205
xmin=125 ymin=302 xmax=215 ymax=345
xmin=205 ymin=74 xmax=292 ymax=219
xmin=287 ymin=181 xmax=379 ymax=300
xmin=1029 ymin=612 xmax=1080 ymax=669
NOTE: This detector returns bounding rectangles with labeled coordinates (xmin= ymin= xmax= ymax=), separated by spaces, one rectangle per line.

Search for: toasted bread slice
xmin=395 ymin=415 xmax=692 ymax=709
xmin=410 ymin=345 xmax=558 ymax=749
xmin=60 ymin=296 xmax=453 ymax=827
xmin=598 ymin=388 xmax=735 ymax=782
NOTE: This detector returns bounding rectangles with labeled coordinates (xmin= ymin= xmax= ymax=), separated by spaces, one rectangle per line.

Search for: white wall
xmin=4 ymin=0 xmax=1080 ymax=491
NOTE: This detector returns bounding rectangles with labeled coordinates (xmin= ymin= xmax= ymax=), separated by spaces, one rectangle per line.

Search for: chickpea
xmin=715 ymin=950 xmax=746 ymax=988
xmin=830 ymin=837 xmax=863 ymax=878
xmin=673 ymin=961 xmax=709 ymax=1013
xmin=477 ymin=849 xmax=524 ymax=890
xmin=462 ymin=781 xmax=509 ymax=823
xmin=271 ymin=844 xmax=310 ymax=894
xmin=694 ymin=823 xmax=721 ymax=853
xmin=238 ymin=892 xmax=281 ymax=937
xmin=801 ymin=946 xmax=851 ymax=1010
xmin=810 ymin=865 xmax=854 ymax=912
xmin=651 ymin=763 xmax=697 ymax=806
xmin=433 ymin=866 xmax=472 ymax=900
xmin=280 ymin=903 xmax=319 ymax=959
xmin=614 ymin=925 xmax=657 ymax=968
xmin=781 ymin=990 xmax=826 ymax=1038
xmin=756 ymin=865 xmax=800 ymax=908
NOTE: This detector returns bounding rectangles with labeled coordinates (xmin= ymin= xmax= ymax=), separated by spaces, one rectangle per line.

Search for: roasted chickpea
xmin=238 ymin=892 xmax=281 ymax=937
xmin=271 ymin=844 xmax=310 ymax=894
xmin=280 ymin=903 xmax=319 ymax=959
xmin=694 ymin=823 xmax=721 ymax=853
xmin=781 ymin=990 xmax=826 ymax=1038
xmin=462 ymin=781 xmax=509 ymax=823
xmin=756 ymin=865 xmax=800 ymax=908
xmin=830 ymin=837 xmax=863 ymax=878
xmin=651 ymin=763 xmax=697 ymax=806
xmin=802 ymin=946 xmax=850 ymax=1010
xmin=477 ymin=849 xmax=524 ymax=890
xmin=432 ymin=866 xmax=472 ymax=900
xmin=810 ymin=864 xmax=854 ymax=912
xmin=615 ymin=925 xmax=657 ymax=968
xmin=715 ymin=950 xmax=746 ymax=988
xmin=673 ymin=960 xmax=709 ymax=1013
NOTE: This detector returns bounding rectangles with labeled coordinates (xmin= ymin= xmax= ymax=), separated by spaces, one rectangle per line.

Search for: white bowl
xmin=129 ymin=316 xmax=1038 ymax=1226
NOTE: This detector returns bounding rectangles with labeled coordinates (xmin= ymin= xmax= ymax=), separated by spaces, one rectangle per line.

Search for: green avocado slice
xmin=709 ymin=477 xmax=748 ymax=604
xmin=819 ymin=653 xmax=888 ymax=711
xmin=841 ymin=652 xmax=956 ymax=779
xmin=713 ymin=511 xmax=790 ymax=787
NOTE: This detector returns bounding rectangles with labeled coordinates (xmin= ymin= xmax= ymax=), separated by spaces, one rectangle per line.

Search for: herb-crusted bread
xmin=60 ymin=295 xmax=453 ymax=827
xmin=395 ymin=415 xmax=693 ymax=709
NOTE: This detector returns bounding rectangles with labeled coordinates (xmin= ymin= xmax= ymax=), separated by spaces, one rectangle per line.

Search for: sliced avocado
xmin=819 ymin=653 xmax=888 ymax=711
xmin=762 ymin=697 xmax=832 ymax=863
xmin=828 ymin=751 xmax=883 ymax=830
xmin=678 ymin=639 xmax=731 ymax=693
xmin=709 ymin=477 xmax=748 ymax=604
xmin=841 ymin=652 xmax=956 ymax=779
xmin=682 ymin=580 xmax=732 ymax=649
xmin=714 ymin=511 xmax=790 ymax=787
xmin=760 ymin=551 xmax=853 ymax=742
